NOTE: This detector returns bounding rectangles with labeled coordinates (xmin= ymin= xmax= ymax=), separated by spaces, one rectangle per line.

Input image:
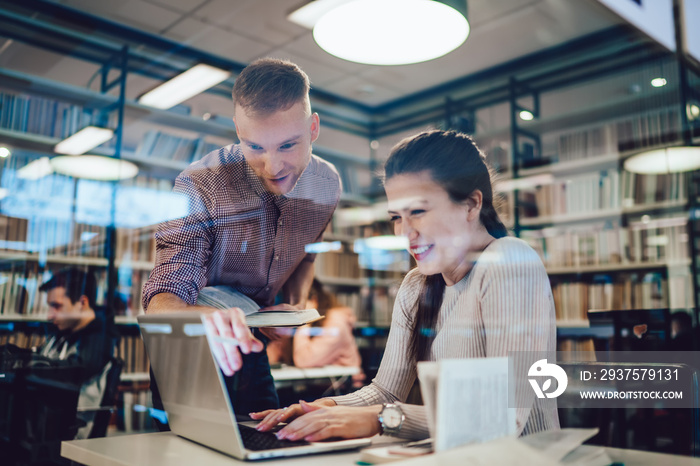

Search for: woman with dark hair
xmin=251 ymin=130 xmax=559 ymax=441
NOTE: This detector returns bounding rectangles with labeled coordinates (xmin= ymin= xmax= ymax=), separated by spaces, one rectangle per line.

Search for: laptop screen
xmin=138 ymin=312 xmax=246 ymax=458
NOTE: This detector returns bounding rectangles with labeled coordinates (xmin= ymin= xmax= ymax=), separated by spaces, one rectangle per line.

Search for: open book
xmin=520 ymin=428 xmax=611 ymax=466
xmin=244 ymin=309 xmax=323 ymax=327
xmin=417 ymin=357 xmax=517 ymax=452
xmin=359 ymin=428 xmax=611 ymax=465
xmin=196 ymin=285 xmax=323 ymax=327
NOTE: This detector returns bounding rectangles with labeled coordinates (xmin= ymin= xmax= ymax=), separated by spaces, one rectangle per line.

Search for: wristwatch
xmin=378 ymin=403 xmax=405 ymax=435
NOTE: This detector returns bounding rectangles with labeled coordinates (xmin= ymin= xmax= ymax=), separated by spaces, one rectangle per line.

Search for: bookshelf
xmin=464 ymin=60 xmax=700 ymax=350
xmin=1 ymin=3 xmax=699 ymax=439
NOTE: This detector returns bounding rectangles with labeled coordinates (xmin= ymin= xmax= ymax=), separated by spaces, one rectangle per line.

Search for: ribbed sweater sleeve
xmin=331 ymin=237 xmax=559 ymax=440
xmin=331 ymin=270 xmax=428 ymax=439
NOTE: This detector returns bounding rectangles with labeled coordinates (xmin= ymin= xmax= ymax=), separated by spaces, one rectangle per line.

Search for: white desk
xmin=270 ymin=365 xmax=359 ymax=382
xmin=62 ymin=432 xmax=358 ymax=466
xmin=62 ymin=432 xmax=700 ymax=466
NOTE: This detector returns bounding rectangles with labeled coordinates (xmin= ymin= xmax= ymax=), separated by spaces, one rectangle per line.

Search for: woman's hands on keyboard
xmin=275 ymin=401 xmax=382 ymax=442
xmin=251 ymin=398 xmax=336 ymax=432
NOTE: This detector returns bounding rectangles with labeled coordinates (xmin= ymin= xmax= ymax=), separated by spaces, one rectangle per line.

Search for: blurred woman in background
xmin=293 ymin=279 xmax=364 ymax=387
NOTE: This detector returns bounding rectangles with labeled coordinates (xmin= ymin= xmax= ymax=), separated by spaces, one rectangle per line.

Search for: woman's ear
xmin=465 ymin=190 xmax=483 ymax=221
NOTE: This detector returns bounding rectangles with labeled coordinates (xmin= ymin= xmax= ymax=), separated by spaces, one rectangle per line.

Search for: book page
xmin=519 ymin=428 xmax=599 ymax=463
xmin=245 ymin=309 xmax=322 ymax=327
xmin=431 ymin=358 xmax=516 ymax=452
xmin=416 ymin=362 xmax=439 ymax=439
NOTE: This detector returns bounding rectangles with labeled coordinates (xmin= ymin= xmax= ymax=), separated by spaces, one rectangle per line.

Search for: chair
xmin=0 ymin=361 xmax=82 ymax=465
xmin=74 ymin=357 xmax=124 ymax=439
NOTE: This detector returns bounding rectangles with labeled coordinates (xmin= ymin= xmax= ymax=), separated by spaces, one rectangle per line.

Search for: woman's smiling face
xmin=385 ymin=170 xmax=484 ymax=285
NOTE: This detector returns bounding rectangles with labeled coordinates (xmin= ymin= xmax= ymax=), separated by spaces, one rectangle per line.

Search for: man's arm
xmin=147 ymin=292 xmax=263 ymax=376
xmin=148 ymin=292 xmax=219 ymax=314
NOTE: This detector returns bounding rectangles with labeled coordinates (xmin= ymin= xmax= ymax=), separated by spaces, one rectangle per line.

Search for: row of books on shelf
xmin=336 ymin=163 xmax=362 ymax=196
xmin=135 ymin=130 xmax=219 ymax=164
xmin=116 ymin=227 xmax=157 ymax=265
xmin=522 ymin=220 xmax=689 ymax=268
xmin=0 ymin=264 xmax=108 ymax=316
xmin=480 ymin=107 xmax=683 ymax=173
xmin=557 ymin=338 xmax=596 ymax=354
xmin=0 ymin=328 xmax=45 ymax=348
xmin=117 ymin=334 xmax=149 ymax=375
xmin=0 ymin=91 xmax=97 ymax=140
xmin=552 ymin=272 xmax=694 ymax=323
xmin=315 ymin=250 xmax=361 ymax=279
xmin=326 ymin=219 xmax=396 ymax=240
xmin=519 ymin=169 xmax=687 ymax=219
xmin=118 ymin=269 xmax=149 ymax=316
xmin=354 ymin=284 xmax=398 ymax=326
xmin=114 ymin=176 xmax=175 ymax=263
xmin=0 ymin=214 xmax=27 ymax=251
xmin=334 ymin=291 xmax=363 ymax=316
xmin=554 ymin=107 xmax=681 ymax=162
xmin=0 ymin=214 xmax=108 ymax=258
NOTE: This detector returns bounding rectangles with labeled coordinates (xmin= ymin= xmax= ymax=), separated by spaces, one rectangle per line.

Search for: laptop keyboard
xmin=238 ymin=424 xmax=311 ymax=451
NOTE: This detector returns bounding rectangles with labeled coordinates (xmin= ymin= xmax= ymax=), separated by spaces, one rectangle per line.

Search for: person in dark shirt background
xmin=39 ymin=268 xmax=117 ymax=438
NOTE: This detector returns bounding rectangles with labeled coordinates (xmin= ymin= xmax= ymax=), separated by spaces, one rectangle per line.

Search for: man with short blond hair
xmin=143 ymin=58 xmax=341 ymax=413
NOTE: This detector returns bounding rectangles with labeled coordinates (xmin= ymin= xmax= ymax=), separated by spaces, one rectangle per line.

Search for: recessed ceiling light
xmin=687 ymin=102 xmax=700 ymax=121
xmin=50 ymin=155 xmax=138 ymax=180
xmin=54 ymin=126 xmax=114 ymax=155
xmin=0 ymin=147 xmax=10 ymax=158
xmin=138 ymin=64 xmax=231 ymax=110
xmin=519 ymin=110 xmax=534 ymax=121
xmin=650 ymin=77 xmax=667 ymax=87
xmin=310 ymin=0 xmax=469 ymax=65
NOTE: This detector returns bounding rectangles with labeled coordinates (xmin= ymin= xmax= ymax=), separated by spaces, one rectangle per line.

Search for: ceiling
xmin=0 ymin=0 xmax=677 ymax=163
xmin=0 ymin=0 xmax=629 ymax=108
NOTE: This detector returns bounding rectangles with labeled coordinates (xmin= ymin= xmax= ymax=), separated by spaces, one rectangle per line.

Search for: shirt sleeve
xmin=331 ymin=270 xmax=430 ymax=440
xmin=478 ymin=242 xmax=556 ymax=435
xmin=141 ymin=173 xmax=215 ymax=309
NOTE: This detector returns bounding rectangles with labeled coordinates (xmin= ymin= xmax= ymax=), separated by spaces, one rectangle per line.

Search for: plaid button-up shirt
xmin=142 ymin=144 xmax=341 ymax=309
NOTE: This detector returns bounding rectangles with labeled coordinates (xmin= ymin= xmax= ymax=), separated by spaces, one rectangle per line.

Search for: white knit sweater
xmin=331 ymin=236 xmax=560 ymax=439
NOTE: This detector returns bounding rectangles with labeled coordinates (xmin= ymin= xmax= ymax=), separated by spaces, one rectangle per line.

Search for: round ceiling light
xmin=313 ymin=0 xmax=469 ymax=66
xmin=623 ymin=146 xmax=700 ymax=174
xmin=51 ymin=155 xmax=138 ymax=180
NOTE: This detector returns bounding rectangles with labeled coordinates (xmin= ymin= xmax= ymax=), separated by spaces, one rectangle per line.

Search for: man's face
xmin=234 ymin=100 xmax=320 ymax=195
xmin=46 ymin=287 xmax=85 ymax=332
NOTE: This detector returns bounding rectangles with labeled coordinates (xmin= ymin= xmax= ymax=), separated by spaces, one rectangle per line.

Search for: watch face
xmin=383 ymin=406 xmax=402 ymax=428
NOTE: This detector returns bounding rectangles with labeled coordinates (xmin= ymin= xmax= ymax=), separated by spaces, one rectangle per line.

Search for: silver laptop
xmin=138 ymin=312 xmax=371 ymax=460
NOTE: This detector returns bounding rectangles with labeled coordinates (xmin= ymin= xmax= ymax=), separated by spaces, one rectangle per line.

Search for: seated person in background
xmin=39 ymin=268 xmax=118 ymax=438
xmin=252 ymin=130 xmax=559 ymax=441
xmin=668 ymin=311 xmax=694 ymax=351
xmin=293 ymin=279 xmax=364 ymax=386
